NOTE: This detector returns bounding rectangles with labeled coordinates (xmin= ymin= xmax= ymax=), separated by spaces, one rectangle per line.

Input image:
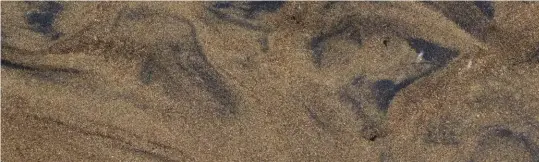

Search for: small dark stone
xmin=368 ymin=135 xmax=378 ymax=141
xmin=383 ymin=39 xmax=389 ymax=47
xmin=290 ymin=15 xmax=301 ymax=24
xmin=360 ymin=123 xmax=383 ymax=142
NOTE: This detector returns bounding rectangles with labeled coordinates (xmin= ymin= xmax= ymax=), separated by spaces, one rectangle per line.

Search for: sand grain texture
xmin=2 ymin=2 xmax=539 ymax=161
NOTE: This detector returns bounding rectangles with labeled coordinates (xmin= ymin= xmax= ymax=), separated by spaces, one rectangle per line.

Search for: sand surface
xmin=2 ymin=2 xmax=539 ymax=161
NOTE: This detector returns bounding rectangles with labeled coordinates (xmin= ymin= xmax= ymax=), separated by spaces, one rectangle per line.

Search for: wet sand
xmin=2 ymin=2 xmax=539 ymax=161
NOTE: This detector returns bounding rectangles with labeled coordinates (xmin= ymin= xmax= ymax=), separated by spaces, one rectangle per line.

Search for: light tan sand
xmin=2 ymin=2 xmax=539 ymax=161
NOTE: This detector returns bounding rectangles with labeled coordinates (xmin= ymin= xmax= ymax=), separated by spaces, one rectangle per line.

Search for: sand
xmin=1 ymin=1 xmax=539 ymax=161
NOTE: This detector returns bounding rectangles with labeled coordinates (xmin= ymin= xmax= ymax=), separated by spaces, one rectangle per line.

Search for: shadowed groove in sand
xmin=474 ymin=1 xmax=495 ymax=20
xmin=112 ymin=7 xmax=240 ymax=116
xmin=371 ymin=80 xmax=396 ymax=113
xmin=523 ymin=46 xmax=539 ymax=64
xmin=335 ymin=37 xmax=461 ymax=141
xmin=208 ymin=1 xmax=284 ymax=31
xmin=184 ymin=19 xmax=239 ymax=116
xmin=369 ymin=67 xmax=438 ymax=113
xmin=4 ymin=2 xmax=539 ymax=161
xmin=244 ymin=1 xmax=285 ymax=18
xmin=472 ymin=125 xmax=539 ymax=161
xmin=161 ymin=14 xmax=240 ymax=116
xmin=423 ymin=119 xmax=461 ymax=145
xmin=305 ymin=106 xmax=329 ymax=129
xmin=1 ymin=59 xmax=83 ymax=84
xmin=359 ymin=37 xmax=457 ymax=112
xmin=310 ymin=36 xmax=326 ymax=67
xmin=407 ymin=38 xmax=459 ymax=67
xmin=208 ymin=8 xmax=265 ymax=32
xmin=1 ymin=59 xmax=81 ymax=74
xmin=139 ymin=56 xmax=155 ymax=85
xmin=339 ymin=76 xmax=387 ymax=141
xmin=21 ymin=113 xmax=193 ymax=161
xmin=211 ymin=1 xmax=285 ymax=19
xmin=310 ymin=21 xmax=362 ymax=68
